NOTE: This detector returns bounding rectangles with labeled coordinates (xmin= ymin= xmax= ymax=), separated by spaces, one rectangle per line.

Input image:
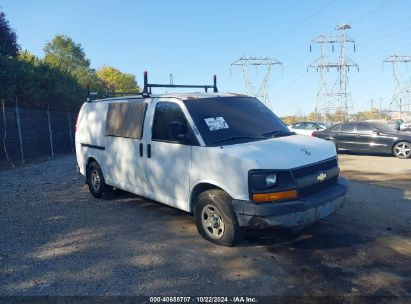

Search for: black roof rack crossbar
xmin=142 ymin=71 xmax=218 ymax=95
xmin=87 ymin=71 xmax=218 ymax=102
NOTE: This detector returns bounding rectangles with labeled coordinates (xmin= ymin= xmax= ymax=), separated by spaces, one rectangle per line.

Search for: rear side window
xmin=340 ymin=124 xmax=355 ymax=133
xmin=328 ymin=124 xmax=340 ymax=132
xmin=105 ymin=101 xmax=147 ymax=139
xmin=356 ymin=124 xmax=373 ymax=133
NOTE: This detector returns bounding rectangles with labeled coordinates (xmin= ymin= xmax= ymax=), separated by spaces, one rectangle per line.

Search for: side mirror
xmin=169 ymin=121 xmax=188 ymax=143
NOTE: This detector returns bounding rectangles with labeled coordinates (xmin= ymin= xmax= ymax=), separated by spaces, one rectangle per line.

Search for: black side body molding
xmin=80 ymin=143 xmax=105 ymax=150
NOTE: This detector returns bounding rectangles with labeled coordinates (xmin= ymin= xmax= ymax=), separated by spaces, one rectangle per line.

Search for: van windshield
xmin=183 ymin=97 xmax=292 ymax=146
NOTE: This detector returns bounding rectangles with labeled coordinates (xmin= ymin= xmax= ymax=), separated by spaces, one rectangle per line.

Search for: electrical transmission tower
xmin=231 ymin=56 xmax=282 ymax=109
xmin=308 ymin=24 xmax=359 ymax=122
xmin=383 ymin=55 xmax=411 ymax=119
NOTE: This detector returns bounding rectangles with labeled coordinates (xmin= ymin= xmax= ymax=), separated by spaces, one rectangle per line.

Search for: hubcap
xmin=91 ymin=169 xmax=100 ymax=191
xmin=395 ymin=143 xmax=411 ymax=157
xmin=201 ymin=204 xmax=225 ymax=240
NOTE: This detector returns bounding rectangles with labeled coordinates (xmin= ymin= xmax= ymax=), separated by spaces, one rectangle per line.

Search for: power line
xmin=274 ymin=71 xmax=309 ymax=98
xmin=362 ymin=14 xmax=411 ymax=34
xmin=258 ymin=0 xmax=337 ymax=50
xmin=359 ymin=24 xmax=411 ymax=46
xmin=349 ymin=0 xmax=399 ymax=24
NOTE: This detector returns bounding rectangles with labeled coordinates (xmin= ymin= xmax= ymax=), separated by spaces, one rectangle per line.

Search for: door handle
xmin=139 ymin=143 xmax=143 ymax=157
xmin=147 ymin=144 xmax=151 ymax=158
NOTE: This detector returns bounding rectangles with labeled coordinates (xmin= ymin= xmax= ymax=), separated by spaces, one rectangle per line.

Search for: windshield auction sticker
xmin=204 ymin=117 xmax=229 ymax=131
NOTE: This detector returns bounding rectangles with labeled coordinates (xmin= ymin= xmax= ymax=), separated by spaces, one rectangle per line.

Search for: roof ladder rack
xmin=142 ymin=71 xmax=218 ymax=95
xmin=87 ymin=71 xmax=218 ymax=102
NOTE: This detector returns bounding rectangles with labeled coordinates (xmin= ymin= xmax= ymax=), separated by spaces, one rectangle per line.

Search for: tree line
xmin=281 ymin=109 xmax=391 ymax=125
xmin=0 ymin=10 xmax=139 ymax=112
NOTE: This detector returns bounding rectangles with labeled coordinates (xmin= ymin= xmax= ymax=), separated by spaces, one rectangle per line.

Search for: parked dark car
xmin=312 ymin=121 xmax=411 ymax=159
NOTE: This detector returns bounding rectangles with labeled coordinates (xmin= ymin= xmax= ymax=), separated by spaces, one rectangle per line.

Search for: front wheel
xmin=194 ymin=189 xmax=243 ymax=246
xmin=393 ymin=141 xmax=411 ymax=159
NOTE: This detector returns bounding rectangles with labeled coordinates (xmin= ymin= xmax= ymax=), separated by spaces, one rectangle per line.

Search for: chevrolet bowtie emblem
xmin=301 ymin=148 xmax=311 ymax=156
xmin=317 ymin=172 xmax=327 ymax=182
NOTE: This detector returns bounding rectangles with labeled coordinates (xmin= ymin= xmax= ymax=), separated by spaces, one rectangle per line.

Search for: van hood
xmin=218 ymin=135 xmax=336 ymax=169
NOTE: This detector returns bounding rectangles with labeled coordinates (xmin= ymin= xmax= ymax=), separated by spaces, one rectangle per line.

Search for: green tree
xmin=44 ymin=35 xmax=90 ymax=73
xmin=307 ymin=112 xmax=319 ymax=122
xmin=43 ymin=35 xmax=107 ymax=98
xmin=72 ymin=65 xmax=106 ymax=91
xmin=0 ymin=49 xmax=86 ymax=111
xmin=0 ymin=10 xmax=19 ymax=57
xmin=97 ymin=65 xmax=139 ymax=93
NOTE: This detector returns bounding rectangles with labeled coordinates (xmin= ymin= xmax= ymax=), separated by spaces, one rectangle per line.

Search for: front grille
xmin=298 ymin=175 xmax=338 ymax=199
xmin=292 ymin=158 xmax=338 ymax=179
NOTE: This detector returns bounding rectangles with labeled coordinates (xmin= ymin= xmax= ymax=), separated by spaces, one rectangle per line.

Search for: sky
xmin=1 ymin=0 xmax=411 ymax=116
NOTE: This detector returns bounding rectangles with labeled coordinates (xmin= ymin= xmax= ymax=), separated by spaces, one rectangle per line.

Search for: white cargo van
xmin=75 ymin=72 xmax=348 ymax=246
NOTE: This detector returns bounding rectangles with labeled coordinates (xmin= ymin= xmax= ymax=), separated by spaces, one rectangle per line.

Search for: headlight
xmin=248 ymin=170 xmax=297 ymax=203
xmin=248 ymin=170 xmax=294 ymax=192
xmin=266 ymin=173 xmax=277 ymax=187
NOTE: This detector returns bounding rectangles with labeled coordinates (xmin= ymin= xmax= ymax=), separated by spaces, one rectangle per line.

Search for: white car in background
xmin=288 ymin=121 xmax=329 ymax=136
xmin=400 ymin=121 xmax=411 ymax=132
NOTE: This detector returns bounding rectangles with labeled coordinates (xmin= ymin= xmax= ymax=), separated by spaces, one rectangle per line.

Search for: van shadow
xmin=101 ymin=189 xmax=372 ymax=250
xmin=241 ymin=221 xmax=372 ymax=250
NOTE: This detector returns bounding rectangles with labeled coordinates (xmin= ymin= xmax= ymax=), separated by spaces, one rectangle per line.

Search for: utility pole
xmin=369 ymin=98 xmax=376 ymax=118
xmin=231 ymin=56 xmax=282 ymax=109
xmin=383 ymin=55 xmax=411 ymax=120
xmin=308 ymin=24 xmax=359 ymax=122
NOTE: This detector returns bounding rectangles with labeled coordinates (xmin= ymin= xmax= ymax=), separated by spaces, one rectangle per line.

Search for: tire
xmin=86 ymin=161 xmax=108 ymax=198
xmin=194 ymin=189 xmax=243 ymax=246
xmin=393 ymin=141 xmax=411 ymax=159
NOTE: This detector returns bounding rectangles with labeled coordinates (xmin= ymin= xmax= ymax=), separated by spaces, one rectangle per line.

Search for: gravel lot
xmin=0 ymin=153 xmax=410 ymax=299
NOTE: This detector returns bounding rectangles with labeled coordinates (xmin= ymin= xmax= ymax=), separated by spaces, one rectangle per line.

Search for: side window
xmin=105 ymin=101 xmax=147 ymax=139
xmin=152 ymin=102 xmax=197 ymax=145
xmin=356 ymin=124 xmax=373 ymax=134
xmin=340 ymin=124 xmax=355 ymax=133
xmin=293 ymin=123 xmax=305 ymax=129
xmin=306 ymin=123 xmax=318 ymax=130
xmin=329 ymin=124 xmax=341 ymax=132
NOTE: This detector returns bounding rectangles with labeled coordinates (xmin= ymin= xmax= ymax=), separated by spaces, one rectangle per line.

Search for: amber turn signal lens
xmin=252 ymin=190 xmax=298 ymax=203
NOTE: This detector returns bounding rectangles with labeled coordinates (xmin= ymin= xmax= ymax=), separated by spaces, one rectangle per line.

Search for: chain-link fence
xmin=0 ymin=102 xmax=76 ymax=169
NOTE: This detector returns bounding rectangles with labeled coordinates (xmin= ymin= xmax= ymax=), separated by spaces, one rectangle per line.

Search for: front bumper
xmin=232 ymin=177 xmax=348 ymax=229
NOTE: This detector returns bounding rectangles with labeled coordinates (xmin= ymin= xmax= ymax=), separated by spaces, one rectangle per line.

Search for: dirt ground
xmin=0 ymin=153 xmax=410 ymax=300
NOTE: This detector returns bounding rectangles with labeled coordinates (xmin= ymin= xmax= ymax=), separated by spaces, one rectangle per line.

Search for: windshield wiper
xmin=212 ymin=136 xmax=266 ymax=145
xmin=261 ymin=130 xmax=295 ymax=137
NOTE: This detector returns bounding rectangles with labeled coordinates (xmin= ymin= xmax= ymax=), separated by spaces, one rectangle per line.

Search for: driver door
xmin=145 ymin=100 xmax=195 ymax=211
xmin=334 ymin=123 xmax=356 ymax=150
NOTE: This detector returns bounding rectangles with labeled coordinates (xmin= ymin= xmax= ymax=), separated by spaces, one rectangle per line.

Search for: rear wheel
xmin=194 ymin=189 xmax=243 ymax=246
xmin=393 ymin=141 xmax=411 ymax=159
xmin=86 ymin=161 xmax=108 ymax=198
